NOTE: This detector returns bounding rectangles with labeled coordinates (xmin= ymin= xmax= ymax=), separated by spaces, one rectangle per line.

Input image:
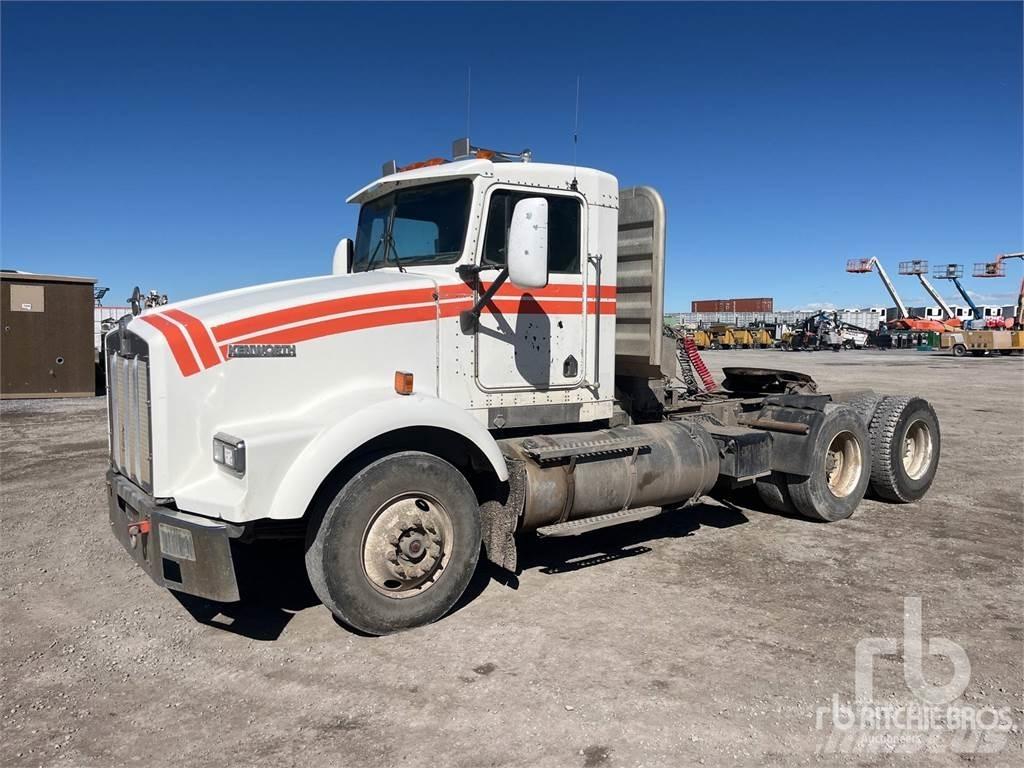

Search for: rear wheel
xmin=951 ymin=343 xmax=966 ymax=357
xmin=786 ymin=406 xmax=871 ymax=522
xmin=305 ymin=451 xmax=481 ymax=635
xmin=843 ymin=393 xmax=881 ymax=429
xmin=867 ymin=396 xmax=940 ymax=502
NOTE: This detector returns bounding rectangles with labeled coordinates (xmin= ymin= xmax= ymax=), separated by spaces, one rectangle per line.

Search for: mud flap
xmin=478 ymin=458 xmax=526 ymax=572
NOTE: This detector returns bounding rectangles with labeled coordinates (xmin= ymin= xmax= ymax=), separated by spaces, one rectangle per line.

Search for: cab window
xmin=481 ymin=190 xmax=581 ymax=274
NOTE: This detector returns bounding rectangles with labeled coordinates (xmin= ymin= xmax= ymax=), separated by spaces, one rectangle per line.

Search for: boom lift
xmin=845 ymin=257 xmax=949 ymax=332
xmin=898 ymin=260 xmax=960 ymax=328
xmin=102 ymin=140 xmax=944 ymax=634
xmin=932 ymin=264 xmax=1005 ymax=330
xmin=974 ymin=252 xmax=1024 ymax=329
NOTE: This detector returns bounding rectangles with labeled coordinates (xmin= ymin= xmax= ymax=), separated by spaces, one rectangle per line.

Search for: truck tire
xmin=756 ymin=472 xmax=795 ymax=514
xmin=867 ymin=396 xmax=940 ymax=503
xmin=843 ymin=393 xmax=881 ymax=428
xmin=951 ymin=343 xmax=966 ymax=357
xmin=305 ymin=451 xmax=482 ymax=635
xmin=786 ymin=406 xmax=871 ymax=522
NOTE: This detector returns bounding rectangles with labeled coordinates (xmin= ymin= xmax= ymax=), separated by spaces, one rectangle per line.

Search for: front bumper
xmin=106 ymin=469 xmax=242 ymax=602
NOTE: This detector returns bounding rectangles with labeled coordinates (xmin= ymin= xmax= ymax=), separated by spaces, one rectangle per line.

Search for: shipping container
xmin=691 ymin=297 xmax=773 ymax=313
xmin=733 ymin=297 xmax=773 ymax=312
xmin=1 ymin=271 xmax=97 ymax=399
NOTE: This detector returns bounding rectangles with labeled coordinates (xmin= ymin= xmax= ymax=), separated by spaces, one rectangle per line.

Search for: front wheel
xmin=305 ymin=452 xmax=481 ymax=635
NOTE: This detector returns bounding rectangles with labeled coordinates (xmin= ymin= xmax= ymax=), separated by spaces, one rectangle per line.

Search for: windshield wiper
xmin=383 ymin=232 xmax=406 ymax=273
xmin=364 ymin=231 xmax=387 ymax=272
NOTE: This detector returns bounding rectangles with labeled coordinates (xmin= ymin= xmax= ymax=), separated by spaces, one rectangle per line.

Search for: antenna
xmin=465 ymin=66 xmax=472 ymax=144
xmin=571 ymin=75 xmax=581 ymax=189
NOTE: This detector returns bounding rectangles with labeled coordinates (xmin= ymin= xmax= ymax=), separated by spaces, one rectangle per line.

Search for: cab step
xmin=536 ymin=506 xmax=663 ymax=537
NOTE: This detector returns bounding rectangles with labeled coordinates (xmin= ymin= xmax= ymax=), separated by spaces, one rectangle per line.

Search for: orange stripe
xmin=164 ymin=293 xmax=617 ymax=376
xmin=233 ymin=304 xmax=438 ymax=346
xmin=163 ymin=309 xmax=221 ymax=369
xmin=213 ymin=284 xmax=614 ymax=342
xmin=140 ymin=314 xmax=200 ymax=376
xmin=177 ymin=284 xmax=618 ymax=372
xmin=478 ymin=283 xmax=616 ymax=300
xmin=211 ymin=287 xmax=437 ymax=342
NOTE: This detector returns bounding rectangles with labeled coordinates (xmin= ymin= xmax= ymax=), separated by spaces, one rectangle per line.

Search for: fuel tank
xmin=499 ymin=420 xmax=720 ymax=530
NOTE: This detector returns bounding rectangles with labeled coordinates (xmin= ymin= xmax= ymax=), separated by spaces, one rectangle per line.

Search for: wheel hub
xmin=824 ymin=430 xmax=862 ymax=498
xmin=362 ymin=495 xmax=452 ymax=599
xmin=902 ymin=420 xmax=933 ymax=480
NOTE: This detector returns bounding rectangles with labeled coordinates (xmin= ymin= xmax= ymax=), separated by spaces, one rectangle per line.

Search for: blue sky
xmin=2 ymin=1 xmax=1021 ymax=311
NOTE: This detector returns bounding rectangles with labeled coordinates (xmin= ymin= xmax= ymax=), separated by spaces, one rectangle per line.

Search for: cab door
xmin=474 ymin=187 xmax=587 ymax=392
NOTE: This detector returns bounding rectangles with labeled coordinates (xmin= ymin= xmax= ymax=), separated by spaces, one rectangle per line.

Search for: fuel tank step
xmin=535 ymin=506 xmax=663 ymax=538
xmin=520 ymin=434 xmax=651 ymax=464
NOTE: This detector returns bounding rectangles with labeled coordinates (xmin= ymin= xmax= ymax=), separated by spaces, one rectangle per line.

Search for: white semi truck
xmin=105 ymin=140 xmax=941 ymax=634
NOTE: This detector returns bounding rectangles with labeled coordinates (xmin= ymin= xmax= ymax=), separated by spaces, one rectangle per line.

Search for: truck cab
xmin=106 ymin=140 xmax=942 ymax=635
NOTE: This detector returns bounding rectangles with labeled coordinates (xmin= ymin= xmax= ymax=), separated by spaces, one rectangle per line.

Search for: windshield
xmin=352 ymin=180 xmax=472 ymax=272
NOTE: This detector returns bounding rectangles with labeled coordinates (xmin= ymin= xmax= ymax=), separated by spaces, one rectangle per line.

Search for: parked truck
xmin=105 ymin=141 xmax=942 ymax=635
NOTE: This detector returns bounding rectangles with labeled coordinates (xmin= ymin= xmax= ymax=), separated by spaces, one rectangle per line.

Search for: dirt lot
xmin=2 ymin=349 xmax=1022 ymax=767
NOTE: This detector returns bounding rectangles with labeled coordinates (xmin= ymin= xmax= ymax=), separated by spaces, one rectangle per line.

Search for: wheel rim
xmin=361 ymin=493 xmax=454 ymax=599
xmin=902 ymin=420 xmax=933 ymax=480
xmin=824 ymin=431 xmax=863 ymax=498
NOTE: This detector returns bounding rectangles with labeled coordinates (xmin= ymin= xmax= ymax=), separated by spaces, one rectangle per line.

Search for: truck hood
xmin=140 ymin=270 xmax=440 ymax=346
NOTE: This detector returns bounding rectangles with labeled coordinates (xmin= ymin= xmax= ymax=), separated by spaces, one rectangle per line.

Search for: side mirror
xmin=507 ymin=198 xmax=548 ymax=289
xmin=333 ymin=237 xmax=354 ymax=275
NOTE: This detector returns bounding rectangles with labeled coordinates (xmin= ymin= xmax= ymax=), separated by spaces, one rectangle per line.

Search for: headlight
xmin=213 ymin=433 xmax=246 ymax=476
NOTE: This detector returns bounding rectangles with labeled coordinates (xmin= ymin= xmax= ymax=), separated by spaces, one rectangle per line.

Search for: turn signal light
xmin=394 ymin=371 xmax=414 ymax=395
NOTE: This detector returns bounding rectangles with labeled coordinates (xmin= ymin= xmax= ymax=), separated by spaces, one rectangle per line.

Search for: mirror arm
xmin=459 ymin=267 xmax=509 ymax=333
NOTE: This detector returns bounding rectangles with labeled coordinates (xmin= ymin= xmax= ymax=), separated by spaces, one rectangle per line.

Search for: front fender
xmin=266 ymin=389 xmax=508 ymax=520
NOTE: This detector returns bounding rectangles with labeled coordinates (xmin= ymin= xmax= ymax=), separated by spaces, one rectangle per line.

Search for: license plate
xmin=159 ymin=524 xmax=196 ymax=561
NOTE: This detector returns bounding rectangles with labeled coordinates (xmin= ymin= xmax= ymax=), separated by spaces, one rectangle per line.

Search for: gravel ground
xmin=2 ymin=349 xmax=1022 ymax=767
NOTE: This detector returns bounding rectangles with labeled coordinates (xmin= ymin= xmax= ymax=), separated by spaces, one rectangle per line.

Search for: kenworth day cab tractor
xmin=105 ymin=140 xmax=941 ymax=635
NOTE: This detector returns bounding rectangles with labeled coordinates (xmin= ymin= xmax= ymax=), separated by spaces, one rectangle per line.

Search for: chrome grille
xmin=108 ymin=348 xmax=152 ymax=491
